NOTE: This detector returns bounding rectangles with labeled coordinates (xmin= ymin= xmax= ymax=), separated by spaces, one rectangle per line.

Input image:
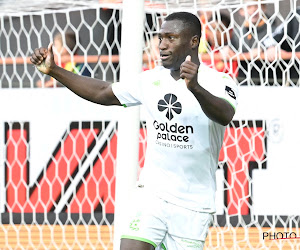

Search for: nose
xmin=159 ymin=38 xmax=168 ymax=50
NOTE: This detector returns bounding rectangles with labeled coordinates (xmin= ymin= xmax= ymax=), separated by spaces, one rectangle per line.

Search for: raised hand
xmin=30 ymin=43 xmax=55 ymax=75
xmin=180 ymin=55 xmax=199 ymax=90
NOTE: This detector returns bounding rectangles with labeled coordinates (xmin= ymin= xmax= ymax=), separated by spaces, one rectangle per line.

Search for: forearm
xmin=281 ymin=51 xmax=300 ymax=60
xmin=49 ymin=65 xmax=119 ymax=105
xmin=188 ymin=84 xmax=234 ymax=126
xmin=238 ymin=48 xmax=261 ymax=61
xmin=180 ymin=56 xmax=235 ymax=125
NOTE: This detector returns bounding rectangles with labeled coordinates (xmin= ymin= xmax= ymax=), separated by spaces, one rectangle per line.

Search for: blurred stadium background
xmin=0 ymin=0 xmax=300 ymax=249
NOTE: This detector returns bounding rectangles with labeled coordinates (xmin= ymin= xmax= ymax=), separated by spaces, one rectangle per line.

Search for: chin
xmin=161 ymin=62 xmax=172 ymax=69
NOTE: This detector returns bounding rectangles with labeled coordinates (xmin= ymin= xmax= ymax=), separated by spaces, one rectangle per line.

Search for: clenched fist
xmin=30 ymin=43 xmax=55 ymax=75
xmin=180 ymin=55 xmax=199 ymax=90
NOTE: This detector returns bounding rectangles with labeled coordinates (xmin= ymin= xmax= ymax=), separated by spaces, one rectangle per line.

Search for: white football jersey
xmin=112 ymin=64 xmax=238 ymax=212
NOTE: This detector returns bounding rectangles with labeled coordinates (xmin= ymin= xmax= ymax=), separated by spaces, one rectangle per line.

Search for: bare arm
xmin=30 ymin=43 xmax=121 ymax=106
xmin=180 ymin=56 xmax=235 ymax=126
xmin=265 ymin=46 xmax=300 ymax=61
xmin=185 ymin=83 xmax=234 ymax=126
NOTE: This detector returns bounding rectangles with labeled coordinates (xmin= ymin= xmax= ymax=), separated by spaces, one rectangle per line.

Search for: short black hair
xmin=165 ymin=12 xmax=201 ymax=38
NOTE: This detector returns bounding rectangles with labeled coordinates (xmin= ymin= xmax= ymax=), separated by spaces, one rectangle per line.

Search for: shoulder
xmin=198 ymin=64 xmax=239 ymax=108
xmin=140 ymin=66 xmax=168 ymax=80
xmin=198 ymin=63 xmax=225 ymax=80
xmin=142 ymin=66 xmax=166 ymax=75
xmin=198 ymin=64 xmax=237 ymax=89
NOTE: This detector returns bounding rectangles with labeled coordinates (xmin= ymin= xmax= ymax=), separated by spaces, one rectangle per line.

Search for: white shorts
xmin=121 ymin=187 xmax=213 ymax=250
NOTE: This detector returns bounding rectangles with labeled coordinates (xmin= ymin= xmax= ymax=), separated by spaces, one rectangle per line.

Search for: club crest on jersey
xmin=225 ymin=86 xmax=236 ymax=100
xmin=157 ymin=93 xmax=182 ymax=120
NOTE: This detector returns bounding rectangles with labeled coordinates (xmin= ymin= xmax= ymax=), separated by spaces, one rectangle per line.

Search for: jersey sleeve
xmin=218 ymin=74 xmax=238 ymax=111
xmin=111 ymin=74 xmax=142 ymax=107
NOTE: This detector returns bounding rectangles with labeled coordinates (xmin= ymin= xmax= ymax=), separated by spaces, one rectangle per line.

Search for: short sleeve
xmin=198 ymin=64 xmax=238 ymax=111
xmin=218 ymin=74 xmax=238 ymax=111
xmin=111 ymin=75 xmax=142 ymax=107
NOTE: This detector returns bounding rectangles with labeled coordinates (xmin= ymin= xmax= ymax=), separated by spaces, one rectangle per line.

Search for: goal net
xmin=0 ymin=0 xmax=300 ymax=249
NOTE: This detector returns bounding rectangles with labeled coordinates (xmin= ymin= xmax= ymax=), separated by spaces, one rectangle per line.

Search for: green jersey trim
xmin=121 ymin=235 xmax=157 ymax=248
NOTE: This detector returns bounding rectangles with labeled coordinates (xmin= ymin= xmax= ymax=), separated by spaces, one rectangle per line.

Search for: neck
xmin=170 ymin=54 xmax=200 ymax=80
xmin=171 ymin=68 xmax=181 ymax=80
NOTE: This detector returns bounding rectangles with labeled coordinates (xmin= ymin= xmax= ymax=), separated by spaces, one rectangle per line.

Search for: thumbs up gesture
xmin=30 ymin=42 xmax=56 ymax=75
xmin=180 ymin=55 xmax=199 ymax=89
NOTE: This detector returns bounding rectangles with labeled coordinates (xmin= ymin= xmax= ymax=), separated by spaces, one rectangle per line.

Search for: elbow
xmin=97 ymin=97 xmax=109 ymax=106
xmin=210 ymin=115 xmax=232 ymax=126
xmin=206 ymin=111 xmax=234 ymax=126
xmin=97 ymin=85 xmax=121 ymax=106
xmin=220 ymin=103 xmax=235 ymax=126
xmin=97 ymin=98 xmax=112 ymax=106
xmin=221 ymin=111 xmax=235 ymax=126
xmin=220 ymin=118 xmax=232 ymax=126
xmin=96 ymin=93 xmax=121 ymax=106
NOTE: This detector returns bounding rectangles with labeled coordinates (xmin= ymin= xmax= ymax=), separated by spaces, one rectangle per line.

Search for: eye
xmin=169 ymin=36 xmax=175 ymax=40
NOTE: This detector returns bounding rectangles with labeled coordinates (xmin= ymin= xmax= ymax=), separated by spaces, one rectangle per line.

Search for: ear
xmin=191 ymin=35 xmax=200 ymax=49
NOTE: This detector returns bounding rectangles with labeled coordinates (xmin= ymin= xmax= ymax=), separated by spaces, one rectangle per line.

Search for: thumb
xmin=185 ymin=55 xmax=191 ymax=62
xmin=48 ymin=42 xmax=54 ymax=57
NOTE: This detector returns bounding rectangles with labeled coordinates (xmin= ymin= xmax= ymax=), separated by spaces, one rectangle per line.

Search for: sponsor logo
xmin=155 ymin=94 xmax=193 ymax=149
xmin=158 ymin=93 xmax=182 ymax=120
xmin=129 ymin=219 xmax=140 ymax=231
xmin=225 ymin=86 xmax=236 ymax=100
xmin=153 ymin=120 xmax=193 ymax=142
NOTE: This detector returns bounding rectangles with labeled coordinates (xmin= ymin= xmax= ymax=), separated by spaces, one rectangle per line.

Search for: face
xmin=158 ymin=20 xmax=192 ymax=70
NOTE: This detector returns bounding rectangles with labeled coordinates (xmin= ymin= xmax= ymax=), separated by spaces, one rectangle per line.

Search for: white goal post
xmin=113 ymin=0 xmax=144 ymax=249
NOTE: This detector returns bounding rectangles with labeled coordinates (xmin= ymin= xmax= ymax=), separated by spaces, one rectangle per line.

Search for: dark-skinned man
xmin=31 ymin=12 xmax=238 ymax=250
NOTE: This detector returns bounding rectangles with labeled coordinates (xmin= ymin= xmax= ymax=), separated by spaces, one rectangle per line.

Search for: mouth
xmin=160 ymin=53 xmax=171 ymax=61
